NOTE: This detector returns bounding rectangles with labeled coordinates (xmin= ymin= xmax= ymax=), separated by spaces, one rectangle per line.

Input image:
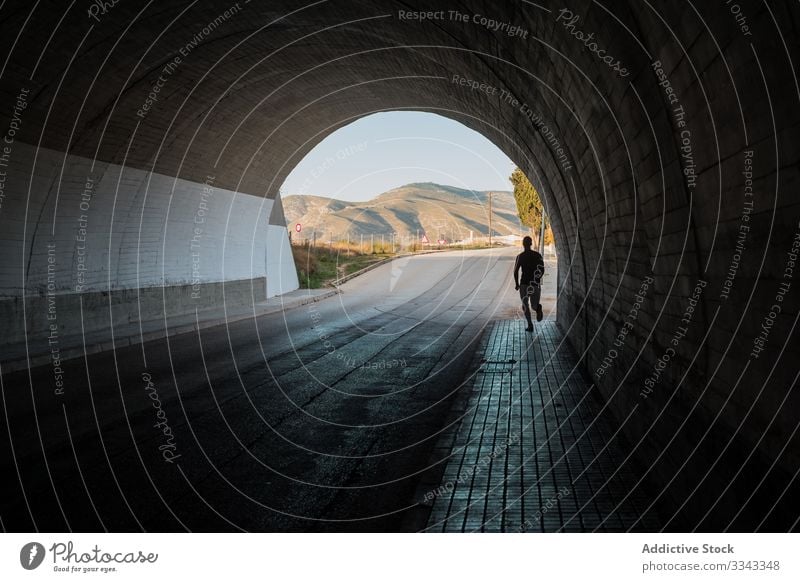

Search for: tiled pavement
xmin=424 ymin=320 xmax=661 ymax=532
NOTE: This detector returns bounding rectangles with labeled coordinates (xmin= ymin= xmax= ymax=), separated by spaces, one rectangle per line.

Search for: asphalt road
xmin=0 ymin=247 xmax=557 ymax=532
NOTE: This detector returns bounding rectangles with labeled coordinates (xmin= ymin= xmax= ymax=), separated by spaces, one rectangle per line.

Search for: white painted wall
xmin=266 ymin=224 xmax=299 ymax=297
xmin=0 ymin=142 xmax=298 ymax=298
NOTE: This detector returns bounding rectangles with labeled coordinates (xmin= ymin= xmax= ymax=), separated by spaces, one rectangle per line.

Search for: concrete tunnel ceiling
xmin=1 ymin=0 xmax=800 ymax=528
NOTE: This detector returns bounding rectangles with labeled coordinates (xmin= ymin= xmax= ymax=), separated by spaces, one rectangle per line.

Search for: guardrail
xmin=332 ymin=248 xmax=454 ymax=287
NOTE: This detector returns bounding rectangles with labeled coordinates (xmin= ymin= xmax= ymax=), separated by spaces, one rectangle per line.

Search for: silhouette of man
xmin=514 ymin=236 xmax=544 ymax=332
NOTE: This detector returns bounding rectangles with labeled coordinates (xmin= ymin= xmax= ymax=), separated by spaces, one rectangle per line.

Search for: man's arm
xmin=534 ymin=253 xmax=545 ymax=283
xmin=513 ymin=255 xmax=520 ymax=289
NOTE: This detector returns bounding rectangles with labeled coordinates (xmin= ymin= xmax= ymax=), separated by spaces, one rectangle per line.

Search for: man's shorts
xmin=519 ymin=281 xmax=541 ymax=307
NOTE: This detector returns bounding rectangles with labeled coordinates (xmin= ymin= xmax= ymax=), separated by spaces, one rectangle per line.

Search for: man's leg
xmin=520 ymin=286 xmax=533 ymax=331
xmin=532 ymin=284 xmax=543 ymax=322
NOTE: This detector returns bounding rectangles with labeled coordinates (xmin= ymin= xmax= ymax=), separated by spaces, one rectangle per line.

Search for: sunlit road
xmin=0 ymin=247 xmax=557 ymax=531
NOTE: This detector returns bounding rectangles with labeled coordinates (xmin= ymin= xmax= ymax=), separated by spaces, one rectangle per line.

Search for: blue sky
xmin=280 ymin=111 xmax=516 ymax=202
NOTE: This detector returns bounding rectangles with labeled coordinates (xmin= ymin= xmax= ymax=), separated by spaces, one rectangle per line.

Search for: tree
xmin=510 ymin=167 xmax=542 ymax=233
xmin=509 ymin=168 xmax=554 ymax=245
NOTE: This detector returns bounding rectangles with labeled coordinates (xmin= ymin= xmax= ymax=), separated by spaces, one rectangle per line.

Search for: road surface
xmin=0 ymin=247 xmax=557 ymax=531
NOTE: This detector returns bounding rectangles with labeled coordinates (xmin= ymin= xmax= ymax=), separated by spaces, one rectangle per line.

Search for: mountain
xmin=283 ymin=182 xmax=522 ymax=242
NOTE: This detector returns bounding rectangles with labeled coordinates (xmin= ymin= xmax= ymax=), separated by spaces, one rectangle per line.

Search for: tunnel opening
xmin=0 ymin=1 xmax=797 ymax=532
xmin=276 ymin=110 xmax=557 ymax=293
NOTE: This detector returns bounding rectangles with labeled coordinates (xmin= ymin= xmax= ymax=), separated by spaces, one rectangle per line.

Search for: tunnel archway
xmin=1 ymin=1 xmax=799 ymax=530
xmin=278 ymin=110 xmax=533 ymax=248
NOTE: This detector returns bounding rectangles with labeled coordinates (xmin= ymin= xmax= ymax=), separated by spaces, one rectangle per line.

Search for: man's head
xmin=522 ymin=236 xmax=533 ymax=249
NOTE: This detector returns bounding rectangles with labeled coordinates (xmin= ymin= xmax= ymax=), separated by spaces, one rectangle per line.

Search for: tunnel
xmin=1 ymin=0 xmax=799 ymax=532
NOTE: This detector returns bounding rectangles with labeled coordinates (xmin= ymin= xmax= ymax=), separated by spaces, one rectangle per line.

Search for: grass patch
xmin=292 ymin=245 xmax=393 ymax=289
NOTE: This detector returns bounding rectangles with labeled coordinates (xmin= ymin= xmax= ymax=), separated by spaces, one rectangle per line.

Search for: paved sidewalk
xmin=1 ymin=288 xmax=338 ymax=373
xmin=423 ymin=320 xmax=661 ymax=532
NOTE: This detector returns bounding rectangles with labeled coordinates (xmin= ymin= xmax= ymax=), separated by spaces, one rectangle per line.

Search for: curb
xmin=333 ymin=248 xmax=453 ymax=287
xmin=333 ymin=256 xmax=395 ymax=287
xmin=1 ymin=288 xmax=341 ymax=375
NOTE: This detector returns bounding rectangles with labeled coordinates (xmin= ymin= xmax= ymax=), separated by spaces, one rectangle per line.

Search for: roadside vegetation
xmin=291 ymin=243 xmax=393 ymax=289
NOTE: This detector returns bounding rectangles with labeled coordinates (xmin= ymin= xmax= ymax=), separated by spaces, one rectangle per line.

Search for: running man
xmin=513 ymin=236 xmax=544 ymax=332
